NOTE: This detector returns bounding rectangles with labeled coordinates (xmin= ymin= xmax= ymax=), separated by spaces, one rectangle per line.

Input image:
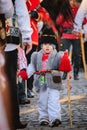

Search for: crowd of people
xmin=0 ymin=0 xmax=87 ymax=130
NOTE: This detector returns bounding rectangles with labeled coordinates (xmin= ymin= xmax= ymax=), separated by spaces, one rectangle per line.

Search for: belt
xmin=63 ymin=28 xmax=73 ymax=34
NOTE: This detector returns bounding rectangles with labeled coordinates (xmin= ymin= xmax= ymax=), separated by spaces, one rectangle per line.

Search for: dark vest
xmin=6 ymin=13 xmax=21 ymax=44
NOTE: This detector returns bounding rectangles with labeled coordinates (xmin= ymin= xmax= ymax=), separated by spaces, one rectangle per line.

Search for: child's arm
xmin=18 ymin=52 xmax=37 ymax=80
xmin=27 ymin=63 xmax=36 ymax=78
xmin=27 ymin=52 xmax=37 ymax=78
xmin=17 ymin=57 xmax=35 ymax=81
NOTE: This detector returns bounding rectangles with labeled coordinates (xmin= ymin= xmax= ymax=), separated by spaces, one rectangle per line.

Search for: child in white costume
xmin=17 ymin=30 xmax=72 ymax=127
xmin=26 ymin=34 xmax=72 ymax=127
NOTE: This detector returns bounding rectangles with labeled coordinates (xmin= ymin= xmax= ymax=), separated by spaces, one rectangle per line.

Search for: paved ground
xmin=18 ymin=70 xmax=87 ymax=130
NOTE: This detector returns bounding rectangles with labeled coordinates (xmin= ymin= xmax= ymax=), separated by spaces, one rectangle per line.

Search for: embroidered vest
xmin=5 ymin=0 xmax=20 ymax=44
xmin=5 ymin=13 xmax=20 ymax=44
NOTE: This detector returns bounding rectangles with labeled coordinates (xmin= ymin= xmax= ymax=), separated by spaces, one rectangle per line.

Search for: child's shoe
xmin=49 ymin=119 xmax=61 ymax=127
xmin=62 ymin=72 xmax=67 ymax=80
xmin=39 ymin=118 xmax=49 ymax=126
xmin=40 ymin=121 xmax=49 ymax=126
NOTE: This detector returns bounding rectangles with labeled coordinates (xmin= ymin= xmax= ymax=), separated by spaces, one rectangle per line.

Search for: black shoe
xmin=74 ymin=75 xmax=79 ymax=80
xmin=19 ymin=98 xmax=30 ymax=105
xmin=27 ymin=89 xmax=34 ymax=98
xmin=74 ymin=68 xmax=79 ymax=80
xmin=62 ymin=72 xmax=67 ymax=80
xmin=40 ymin=121 xmax=49 ymax=126
xmin=27 ymin=94 xmax=34 ymax=98
xmin=15 ymin=122 xmax=27 ymax=129
xmin=49 ymin=119 xmax=61 ymax=127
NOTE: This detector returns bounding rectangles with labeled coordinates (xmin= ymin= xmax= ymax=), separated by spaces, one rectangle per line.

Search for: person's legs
xmin=26 ymin=45 xmax=37 ymax=97
xmin=17 ymin=81 xmax=30 ymax=105
xmin=73 ymin=39 xmax=80 ymax=80
xmin=5 ymin=50 xmax=27 ymax=129
xmin=38 ymin=87 xmax=49 ymax=125
xmin=48 ymin=88 xmax=61 ymax=127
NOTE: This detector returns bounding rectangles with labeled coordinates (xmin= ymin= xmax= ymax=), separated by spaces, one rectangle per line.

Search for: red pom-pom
xmin=18 ymin=70 xmax=28 ymax=81
xmin=59 ymin=51 xmax=72 ymax=72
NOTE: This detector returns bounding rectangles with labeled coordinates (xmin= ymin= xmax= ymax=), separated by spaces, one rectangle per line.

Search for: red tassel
xmin=59 ymin=51 xmax=72 ymax=72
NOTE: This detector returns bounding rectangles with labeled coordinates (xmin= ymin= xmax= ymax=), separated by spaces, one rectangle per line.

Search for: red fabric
xmin=62 ymin=33 xmax=80 ymax=39
xmin=59 ymin=51 xmax=72 ymax=72
xmin=17 ymin=70 xmax=28 ymax=81
xmin=56 ymin=6 xmax=78 ymax=28
xmin=26 ymin=0 xmax=40 ymax=11
xmin=42 ymin=54 xmax=49 ymax=61
xmin=83 ymin=17 xmax=87 ymax=25
xmin=26 ymin=0 xmax=42 ymax=46
xmin=26 ymin=0 xmax=58 ymax=46
xmin=56 ymin=6 xmax=80 ymax=39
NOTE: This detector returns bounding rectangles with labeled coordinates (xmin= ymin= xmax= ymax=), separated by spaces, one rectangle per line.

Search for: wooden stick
xmin=80 ymin=30 xmax=87 ymax=79
xmin=67 ymin=46 xmax=73 ymax=127
xmin=67 ymin=73 xmax=72 ymax=127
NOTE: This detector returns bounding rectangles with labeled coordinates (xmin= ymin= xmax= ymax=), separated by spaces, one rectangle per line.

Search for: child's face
xmin=42 ymin=43 xmax=53 ymax=54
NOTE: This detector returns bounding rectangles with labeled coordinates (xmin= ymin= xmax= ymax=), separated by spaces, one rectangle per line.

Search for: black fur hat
xmin=39 ymin=35 xmax=57 ymax=45
xmin=39 ymin=27 xmax=58 ymax=50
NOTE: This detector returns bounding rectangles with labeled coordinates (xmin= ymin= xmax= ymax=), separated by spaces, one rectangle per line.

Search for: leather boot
xmin=74 ymin=68 xmax=79 ymax=80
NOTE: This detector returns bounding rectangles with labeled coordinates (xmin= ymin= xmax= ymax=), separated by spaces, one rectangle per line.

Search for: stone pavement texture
xmin=18 ymin=70 xmax=87 ymax=130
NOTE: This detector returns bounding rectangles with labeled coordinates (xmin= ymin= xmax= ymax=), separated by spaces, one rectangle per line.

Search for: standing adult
xmin=74 ymin=0 xmax=87 ymax=35
xmin=56 ymin=0 xmax=81 ymax=80
xmin=4 ymin=0 xmax=33 ymax=129
xmin=0 ymin=0 xmax=14 ymax=130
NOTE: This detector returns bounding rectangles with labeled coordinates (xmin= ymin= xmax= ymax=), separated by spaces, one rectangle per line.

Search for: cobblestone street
xmin=18 ymin=70 xmax=87 ymax=130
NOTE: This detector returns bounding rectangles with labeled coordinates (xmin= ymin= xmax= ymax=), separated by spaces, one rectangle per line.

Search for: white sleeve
xmin=83 ymin=24 xmax=87 ymax=33
xmin=15 ymin=0 xmax=33 ymax=43
xmin=27 ymin=63 xmax=35 ymax=78
xmin=0 ymin=0 xmax=14 ymax=18
xmin=74 ymin=0 xmax=87 ymax=32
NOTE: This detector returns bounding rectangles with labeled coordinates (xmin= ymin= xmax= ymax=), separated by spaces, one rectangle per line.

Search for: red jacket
xmin=26 ymin=0 xmax=58 ymax=45
xmin=56 ymin=6 xmax=80 ymax=39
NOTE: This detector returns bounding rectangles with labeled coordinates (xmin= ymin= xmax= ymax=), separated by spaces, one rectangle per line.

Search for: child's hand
xmin=17 ymin=70 xmax=28 ymax=81
xmin=59 ymin=51 xmax=72 ymax=72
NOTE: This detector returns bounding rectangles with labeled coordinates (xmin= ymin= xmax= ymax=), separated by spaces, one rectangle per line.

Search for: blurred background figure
xmin=55 ymin=0 xmax=82 ymax=80
xmin=0 ymin=0 xmax=14 ymax=130
xmin=74 ymin=0 xmax=87 ymax=67
xmin=4 ymin=0 xmax=33 ymax=129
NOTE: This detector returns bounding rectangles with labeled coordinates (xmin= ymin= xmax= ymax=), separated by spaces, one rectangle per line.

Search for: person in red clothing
xmin=26 ymin=0 xmax=59 ymax=97
xmin=56 ymin=0 xmax=82 ymax=80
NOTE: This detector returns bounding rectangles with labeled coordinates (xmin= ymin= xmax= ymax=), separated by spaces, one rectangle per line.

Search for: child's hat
xmin=39 ymin=27 xmax=58 ymax=49
xmin=40 ymin=35 xmax=57 ymax=45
